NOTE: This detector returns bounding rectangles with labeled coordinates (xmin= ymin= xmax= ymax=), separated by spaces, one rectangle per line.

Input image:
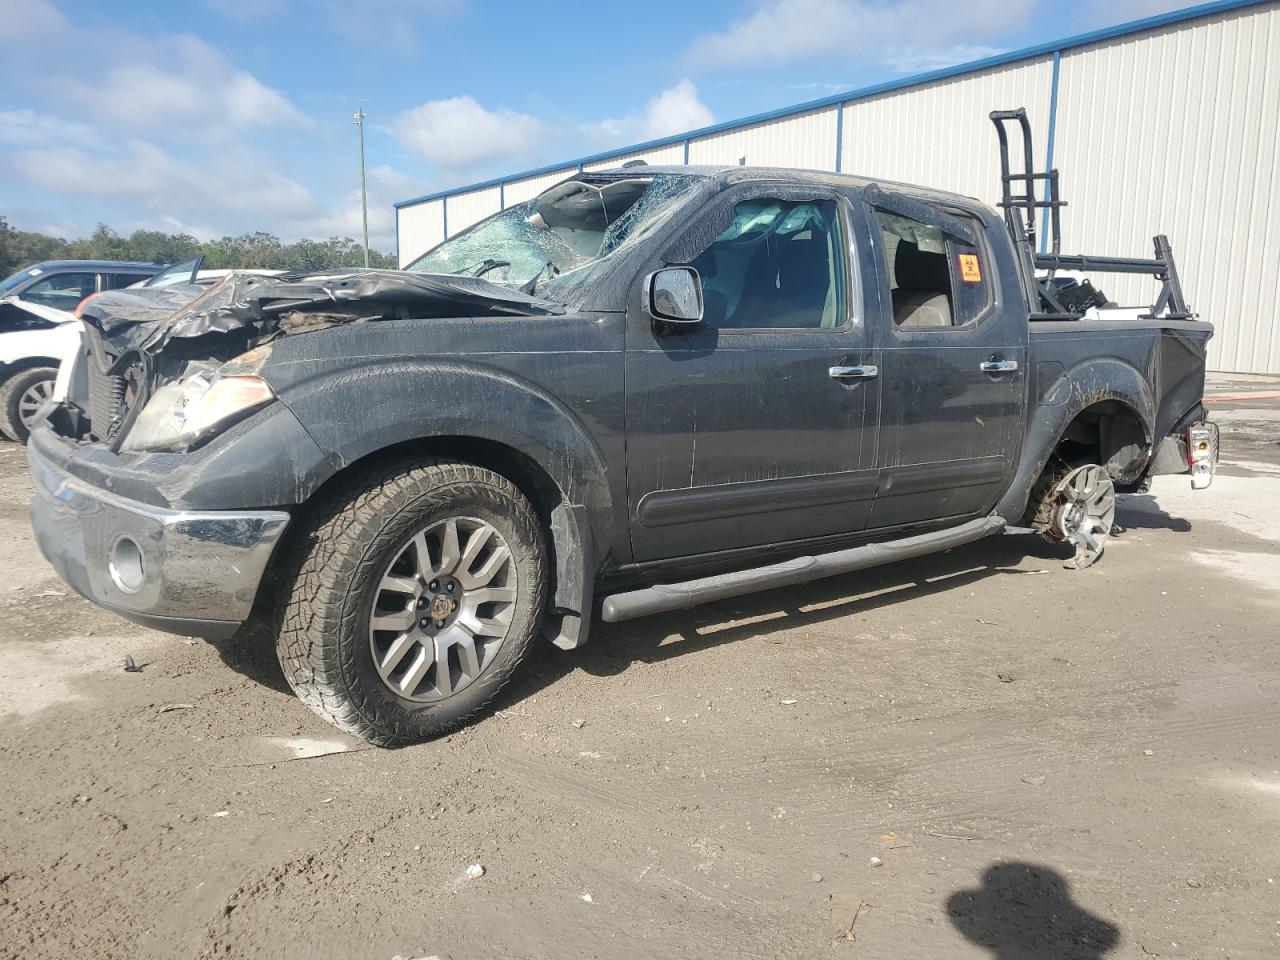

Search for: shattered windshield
xmin=405 ymin=174 xmax=700 ymax=298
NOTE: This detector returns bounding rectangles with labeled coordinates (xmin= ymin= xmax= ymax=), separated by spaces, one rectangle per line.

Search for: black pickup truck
xmin=28 ymin=110 xmax=1218 ymax=745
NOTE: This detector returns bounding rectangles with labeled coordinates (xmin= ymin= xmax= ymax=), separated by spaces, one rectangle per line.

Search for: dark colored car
xmin=27 ymin=110 xmax=1218 ymax=746
xmin=0 ymin=260 xmax=163 ymax=311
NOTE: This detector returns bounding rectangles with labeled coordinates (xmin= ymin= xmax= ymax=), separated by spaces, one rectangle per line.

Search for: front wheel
xmin=276 ymin=459 xmax=547 ymax=745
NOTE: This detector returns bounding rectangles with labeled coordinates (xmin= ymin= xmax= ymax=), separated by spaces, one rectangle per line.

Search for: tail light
xmin=1185 ymin=421 xmax=1218 ymax=490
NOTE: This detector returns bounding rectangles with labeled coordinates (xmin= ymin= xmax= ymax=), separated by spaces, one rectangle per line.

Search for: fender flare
xmin=996 ymin=358 xmax=1155 ymax=522
xmin=280 ymin=358 xmax=616 ymax=646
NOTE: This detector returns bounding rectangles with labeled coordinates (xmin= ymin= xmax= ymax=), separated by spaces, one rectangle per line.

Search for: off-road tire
xmin=276 ymin=458 xmax=547 ymax=745
xmin=0 ymin=366 xmax=58 ymax=442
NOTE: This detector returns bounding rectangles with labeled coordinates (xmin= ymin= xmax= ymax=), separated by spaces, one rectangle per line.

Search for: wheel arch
xmin=996 ymin=358 xmax=1155 ymax=524
xmin=0 ymin=356 xmax=61 ymax=379
xmin=283 ymin=432 xmax=599 ymax=651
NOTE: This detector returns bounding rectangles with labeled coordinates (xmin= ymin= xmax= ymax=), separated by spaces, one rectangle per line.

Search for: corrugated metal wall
xmin=688 ymin=107 xmax=838 ymax=169
xmin=503 ymin=168 xmax=577 ymax=206
xmin=584 ymin=143 xmax=685 ymax=171
xmin=397 ymin=199 xmax=444 ymax=266
xmin=1053 ymin=2 xmax=1280 ymax=373
xmin=395 ymin=1 xmax=1278 ymax=371
xmin=841 ymin=57 xmax=1054 ymax=209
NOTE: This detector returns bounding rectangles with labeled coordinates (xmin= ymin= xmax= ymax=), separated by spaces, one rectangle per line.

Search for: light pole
xmin=353 ymin=107 xmax=370 ymax=268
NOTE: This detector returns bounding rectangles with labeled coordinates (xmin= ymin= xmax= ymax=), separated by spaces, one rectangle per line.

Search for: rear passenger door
xmin=865 ymin=192 xmax=1027 ymax=530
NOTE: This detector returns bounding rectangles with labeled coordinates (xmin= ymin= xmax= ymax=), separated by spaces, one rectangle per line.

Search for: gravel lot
xmin=2 ymin=388 xmax=1278 ymax=960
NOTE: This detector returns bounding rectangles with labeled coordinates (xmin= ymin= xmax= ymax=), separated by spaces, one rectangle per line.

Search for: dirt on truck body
xmin=28 ymin=108 xmax=1219 ymax=745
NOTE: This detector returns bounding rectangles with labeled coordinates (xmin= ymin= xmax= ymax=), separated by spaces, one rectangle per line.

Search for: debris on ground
xmin=123 ymin=655 xmax=142 ymax=673
xmin=581 ymin=892 xmax=594 ymax=903
xmin=869 ymin=856 xmax=883 ymax=867
xmin=464 ymin=864 xmax=485 ymax=880
xmin=830 ymin=896 xmax=871 ymax=941
xmin=811 ymin=872 xmax=823 ymax=882
xmin=1021 ymin=775 xmax=1047 ymax=786
xmin=572 ymin=718 xmax=586 ymax=728
xmin=997 ymin=673 xmax=1015 ymax=683
xmin=156 ymin=703 xmax=194 ymax=714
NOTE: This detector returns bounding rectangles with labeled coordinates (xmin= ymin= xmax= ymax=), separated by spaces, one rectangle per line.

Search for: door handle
xmin=829 ymin=364 xmax=878 ymax=380
xmin=979 ymin=359 xmax=1019 ymax=373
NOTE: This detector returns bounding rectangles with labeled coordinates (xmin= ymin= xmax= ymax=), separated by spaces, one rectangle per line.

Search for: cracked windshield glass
xmin=405 ymin=175 xmax=698 ymax=298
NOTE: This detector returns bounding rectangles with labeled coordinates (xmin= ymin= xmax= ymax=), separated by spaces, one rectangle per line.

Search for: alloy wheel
xmin=368 ymin=516 xmax=517 ymax=702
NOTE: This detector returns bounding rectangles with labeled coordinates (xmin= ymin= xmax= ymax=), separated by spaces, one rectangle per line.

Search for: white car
xmin=0 ymin=297 xmax=83 ymax=442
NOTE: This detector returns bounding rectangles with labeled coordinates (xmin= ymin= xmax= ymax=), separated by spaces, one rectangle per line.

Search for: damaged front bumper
xmin=28 ymin=426 xmax=290 ymax=639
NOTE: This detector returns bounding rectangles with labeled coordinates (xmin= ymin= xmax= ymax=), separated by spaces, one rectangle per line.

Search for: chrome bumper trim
xmin=28 ymin=436 xmax=290 ymax=626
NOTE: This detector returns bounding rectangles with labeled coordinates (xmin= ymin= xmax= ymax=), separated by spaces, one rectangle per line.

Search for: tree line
xmin=0 ymin=217 xmax=397 ymax=276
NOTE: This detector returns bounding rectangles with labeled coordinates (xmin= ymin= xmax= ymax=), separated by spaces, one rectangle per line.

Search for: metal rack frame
xmin=990 ymin=108 xmax=1193 ymax=321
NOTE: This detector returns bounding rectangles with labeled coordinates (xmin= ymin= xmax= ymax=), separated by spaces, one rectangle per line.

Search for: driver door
xmin=623 ymin=186 xmax=882 ymax=563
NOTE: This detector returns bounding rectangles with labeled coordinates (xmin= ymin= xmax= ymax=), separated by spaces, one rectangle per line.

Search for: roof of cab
xmin=583 ymin=163 xmax=990 ymax=210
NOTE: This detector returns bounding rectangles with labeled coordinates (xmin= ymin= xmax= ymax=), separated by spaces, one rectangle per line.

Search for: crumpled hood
xmin=80 ymin=268 xmax=567 ymax=354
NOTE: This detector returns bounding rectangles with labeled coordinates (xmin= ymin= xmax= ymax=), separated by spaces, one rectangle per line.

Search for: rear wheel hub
xmin=1049 ymin=464 xmax=1116 ymax=570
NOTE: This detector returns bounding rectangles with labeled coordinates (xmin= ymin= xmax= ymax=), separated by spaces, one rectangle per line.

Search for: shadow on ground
xmin=499 ymin=531 xmax=1073 ymax=710
xmin=210 ymin=532 xmax=1081 ymax=715
xmin=947 ymin=862 xmax=1120 ymax=959
xmin=1116 ymin=495 xmax=1192 ymax=533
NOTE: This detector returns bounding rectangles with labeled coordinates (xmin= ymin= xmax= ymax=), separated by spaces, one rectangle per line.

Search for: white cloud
xmin=588 ymin=80 xmax=715 ymax=151
xmin=7 ymin=140 xmax=321 ymax=227
xmin=638 ymin=79 xmax=716 ymax=140
xmin=0 ymin=109 xmax=98 ymax=148
xmin=394 ymin=96 xmax=547 ymax=173
xmin=394 ymin=81 xmax=715 ymax=181
xmin=56 ymin=35 xmax=305 ymax=138
xmin=690 ymin=0 xmax=1035 ymax=67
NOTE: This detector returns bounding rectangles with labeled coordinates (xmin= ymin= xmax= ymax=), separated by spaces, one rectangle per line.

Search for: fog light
xmin=109 ymin=537 xmax=145 ymax=593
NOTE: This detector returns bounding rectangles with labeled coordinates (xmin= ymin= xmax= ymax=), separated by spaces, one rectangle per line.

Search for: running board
xmin=600 ymin=516 xmax=1007 ymax=623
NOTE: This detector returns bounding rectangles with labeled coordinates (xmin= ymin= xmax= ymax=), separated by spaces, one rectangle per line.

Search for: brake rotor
xmin=1048 ymin=464 xmax=1116 ymax=570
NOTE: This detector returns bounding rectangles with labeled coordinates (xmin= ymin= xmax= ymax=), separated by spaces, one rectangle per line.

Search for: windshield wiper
xmin=520 ymin=260 xmax=560 ymax=296
xmin=458 ymin=258 xmax=511 ymax=279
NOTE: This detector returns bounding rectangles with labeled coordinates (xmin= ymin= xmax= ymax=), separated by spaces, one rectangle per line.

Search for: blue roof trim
xmin=394 ymin=0 xmax=1267 ymax=210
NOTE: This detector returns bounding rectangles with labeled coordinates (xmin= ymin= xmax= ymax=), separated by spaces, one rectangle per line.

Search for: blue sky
xmin=1 ymin=0 xmax=1194 ymax=251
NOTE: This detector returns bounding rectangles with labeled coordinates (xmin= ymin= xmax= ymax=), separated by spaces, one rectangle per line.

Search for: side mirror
xmin=645 ymin=267 xmax=703 ymax=326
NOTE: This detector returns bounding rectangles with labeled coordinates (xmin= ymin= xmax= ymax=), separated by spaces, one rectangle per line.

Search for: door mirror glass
xmin=647 ymin=266 xmax=703 ymax=324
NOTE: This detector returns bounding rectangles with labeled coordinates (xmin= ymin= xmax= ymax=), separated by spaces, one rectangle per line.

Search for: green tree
xmin=0 ymin=218 xmax=396 ymax=276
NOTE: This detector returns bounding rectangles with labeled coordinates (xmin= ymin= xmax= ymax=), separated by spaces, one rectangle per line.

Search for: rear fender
xmin=995 ymin=358 xmax=1154 ymax=522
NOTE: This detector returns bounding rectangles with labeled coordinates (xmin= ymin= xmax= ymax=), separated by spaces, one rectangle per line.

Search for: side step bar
xmin=600 ymin=516 xmax=1007 ymax=623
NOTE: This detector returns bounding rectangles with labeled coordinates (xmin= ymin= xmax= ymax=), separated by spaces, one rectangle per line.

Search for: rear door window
xmin=875 ymin=209 xmax=991 ymax=328
xmin=105 ymin=273 xmax=147 ymax=290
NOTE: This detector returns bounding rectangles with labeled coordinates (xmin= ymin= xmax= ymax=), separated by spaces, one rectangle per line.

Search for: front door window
xmin=690 ymin=198 xmax=846 ymax=330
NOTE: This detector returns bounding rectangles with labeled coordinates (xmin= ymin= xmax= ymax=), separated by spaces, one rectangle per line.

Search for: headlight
xmin=121 ymin=371 xmax=275 ymax=453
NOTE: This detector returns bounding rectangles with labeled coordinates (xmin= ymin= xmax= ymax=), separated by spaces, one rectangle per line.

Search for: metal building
xmin=395 ymin=0 xmax=1280 ymax=374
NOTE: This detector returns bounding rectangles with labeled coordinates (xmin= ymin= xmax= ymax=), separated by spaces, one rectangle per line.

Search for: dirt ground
xmin=2 ymin=388 xmax=1278 ymax=960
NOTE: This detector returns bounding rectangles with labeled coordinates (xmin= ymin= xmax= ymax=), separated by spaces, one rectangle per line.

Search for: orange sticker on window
xmin=958 ymin=253 xmax=982 ymax=283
